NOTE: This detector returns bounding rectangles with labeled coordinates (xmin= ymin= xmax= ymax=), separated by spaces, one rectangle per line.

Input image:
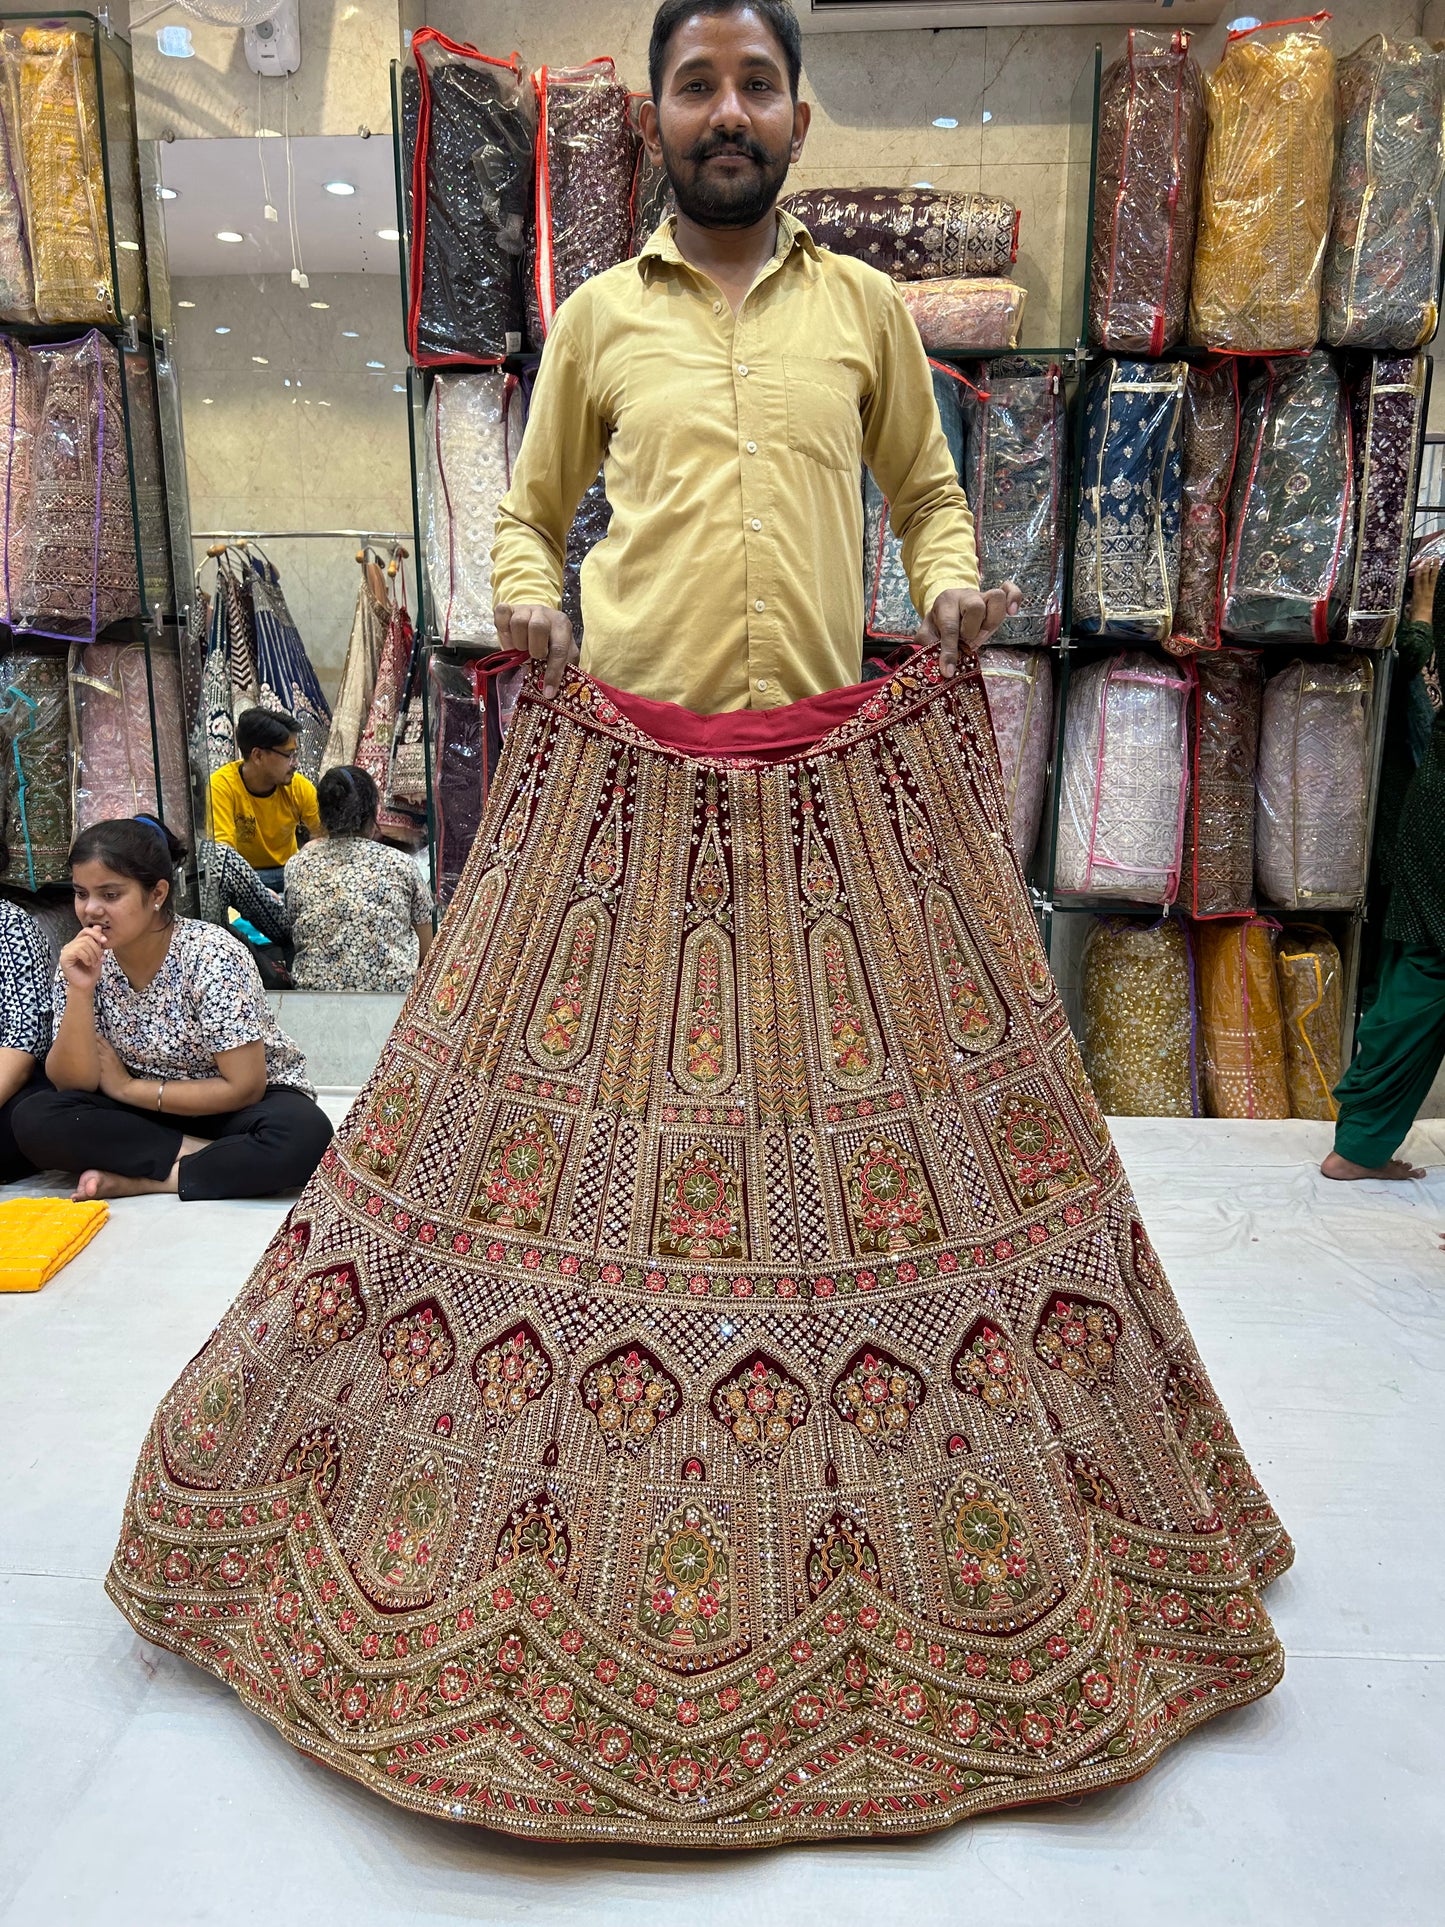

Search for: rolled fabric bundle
xmin=1221 ymin=352 xmax=1355 ymax=645
xmin=1055 ymin=649 xmax=1191 ymax=904
xmin=864 ymin=363 xmax=969 ymax=642
xmin=958 ymin=359 xmax=1065 ymax=646
xmin=781 ymin=186 xmax=1019 ymax=280
xmin=1168 ymin=361 xmax=1241 ymax=657
xmin=1073 ymin=358 xmax=1186 ymax=644
xmin=1275 ymin=927 xmax=1343 ymax=1120
xmin=402 ymin=32 xmax=534 ymax=366
xmin=898 ymin=277 xmax=1026 ymax=352
xmin=528 ymin=60 xmax=636 ymax=343
xmin=424 ymin=371 xmax=522 ymax=650
xmin=979 ymin=645 xmax=1052 ymax=873
xmin=1194 ymin=917 xmax=1289 ymax=1119
xmin=1345 ymin=354 xmax=1428 ymax=650
xmin=1189 ymin=18 xmax=1335 ymax=352
xmin=0 ymin=649 xmax=70 ymax=888
xmin=1182 ymin=649 xmax=1261 ymax=918
xmin=1255 ymin=656 xmax=1372 ymax=910
xmin=1081 ymin=915 xmax=1200 ymax=1117
xmin=71 ymin=643 xmax=192 ymax=841
xmin=17 ymin=25 xmax=114 ymax=325
xmin=1323 ymin=36 xmax=1445 ymax=351
xmin=1089 ymin=29 xmax=1206 ymax=356
xmin=0 ymin=33 xmax=36 ymax=321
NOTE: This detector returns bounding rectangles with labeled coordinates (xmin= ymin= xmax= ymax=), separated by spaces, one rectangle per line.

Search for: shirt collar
xmin=638 ymin=205 xmax=818 ymax=274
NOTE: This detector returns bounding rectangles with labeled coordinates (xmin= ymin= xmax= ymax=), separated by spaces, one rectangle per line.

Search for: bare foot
xmin=1320 ymin=1150 xmax=1426 ymax=1182
xmin=71 ymin=1167 xmax=173 ymax=1201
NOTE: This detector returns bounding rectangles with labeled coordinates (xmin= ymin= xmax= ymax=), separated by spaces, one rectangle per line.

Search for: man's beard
xmin=662 ymin=130 xmax=791 ymax=228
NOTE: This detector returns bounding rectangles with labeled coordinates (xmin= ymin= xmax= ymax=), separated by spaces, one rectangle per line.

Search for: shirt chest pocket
xmin=783 ymin=354 xmax=861 ymax=473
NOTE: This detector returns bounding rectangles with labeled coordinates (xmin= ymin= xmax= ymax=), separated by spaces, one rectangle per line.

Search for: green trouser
xmin=1333 ymin=942 xmax=1445 ymax=1166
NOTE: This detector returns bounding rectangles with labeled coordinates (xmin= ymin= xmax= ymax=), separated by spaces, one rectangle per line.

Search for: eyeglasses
xmin=274 ymin=746 xmax=300 ymax=764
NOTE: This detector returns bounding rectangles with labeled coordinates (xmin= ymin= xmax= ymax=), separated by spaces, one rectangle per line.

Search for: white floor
xmin=2 ymin=1108 xmax=1443 ymax=1927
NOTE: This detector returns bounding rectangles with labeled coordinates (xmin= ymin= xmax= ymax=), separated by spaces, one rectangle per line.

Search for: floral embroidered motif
xmin=357 ymin=1454 xmax=455 ymax=1604
xmin=924 ymin=886 xmax=1006 ymax=1052
xmin=896 ymin=788 xmax=938 ymax=874
xmin=431 ymin=866 xmax=506 ymax=1023
xmin=469 ymin=1111 xmax=563 ymax=1233
xmin=798 ymin=801 xmax=842 ymax=911
xmin=806 ymin=1508 xmax=882 ymax=1597
xmin=994 ymin=1093 xmax=1087 ymax=1209
xmin=279 ymin=1426 xmax=344 ymax=1505
xmin=472 ymin=1322 xmax=553 ymax=1431
xmin=831 ymin=1344 xmax=924 ymax=1447
xmin=1033 ymin=1294 xmax=1121 ymax=1392
xmin=1127 ymin=1218 xmax=1165 ymax=1291
xmin=842 ymin=1134 xmax=940 ymax=1253
xmin=951 ymin=1317 xmax=1030 ymax=1417
xmin=637 ymin=1501 xmax=732 ymax=1647
xmin=379 ymin=1299 xmax=456 ymax=1397
xmin=495 ymin=1491 xmax=571 ymax=1576
xmin=580 ymin=1344 xmax=681 ymax=1451
xmin=250 ymin=1217 xmax=311 ymax=1307
xmin=671 ymin=925 xmax=737 ymax=1094
xmin=809 ymin=917 xmax=883 ymax=1086
xmin=689 ymin=781 xmax=730 ymax=917
xmin=711 ymin=1353 xmax=810 ymax=1460
xmin=654 ymin=1142 xmax=747 ymax=1260
xmin=938 ymin=1469 xmax=1047 ymax=1609
xmin=351 ymin=1065 xmax=421 ymax=1182
xmin=166 ymin=1361 xmax=244 ymax=1480
xmin=526 ymin=901 xmax=609 ymax=1069
xmin=1069 ymin=1452 xmax=1134 ymax=1520
xmin=292 ymin=1262 xmax=365 ymax=1356
xmin=584 ymin=776 xmax=627 ymax=891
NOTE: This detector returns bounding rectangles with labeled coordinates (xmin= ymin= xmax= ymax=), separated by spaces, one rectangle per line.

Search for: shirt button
xmin=756 ymin=680 xmax=769 ymax=692
xmin=737 ymin=363 xmax=749 ymax=377
xmin=754 ymin=599 xmax=766 ymax=612
xmin=746 ymin=440 xmax=758 ymax=454
xmin=750 ymin=518 xmax=762 ymax=530
xmin=713 ymin=300 xmax=722 ymax=313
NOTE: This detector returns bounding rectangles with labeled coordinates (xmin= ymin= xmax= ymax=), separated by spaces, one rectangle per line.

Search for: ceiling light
xmin=931 ymin=116 xmax=958 ymax=129
xmin=981 ymin=110 xmax=993 ymax=124
xmin=176 ymin=299 xmax=195 ymax=308
xmin=309 ymin=300 xmax=330 ymax=309
xmin=341 ymin=330 xmax=359 ymax=338
xmin=158 ymin=186 xmax=178 ymax=200
xmin=376 ymin=227 xmax=400 ymax=242
xmin=156 ymin=25 xmax=194 ymax=57
xmin=366 ymin=360 xmax=385 ymax=369
xmin=214 ymin=326 xmax=230 ymax=334
xmin=215 ymin=229 xmax=243 ymax=244
xmin=392 ymin=383 xmax=405 ymax=392
xmin=324 ymin=181 xmax=355 ymax=197
xmin=912 ymin=181 xmax=935 ymax=189
xmin=252 ymin=356 xmax=268 ymax=364
xmin=201 ymin=397 xmax=213 ymax=404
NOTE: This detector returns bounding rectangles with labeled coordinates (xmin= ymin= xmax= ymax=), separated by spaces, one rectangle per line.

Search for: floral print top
xmin=0 ymin=898 xmax=52 ymax=1058
xmin=284 ymin=836 xmax=434 ymax=995
xmin=51 ymin=916 xmax=313 ymax=1096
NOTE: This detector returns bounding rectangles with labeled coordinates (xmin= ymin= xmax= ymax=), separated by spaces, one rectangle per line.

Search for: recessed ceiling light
xmin=982 ymin=110 xmax=993 ymax=124
xmin=176 ymin=299 xmax=195 ymax=308
xmin=375 ymin=227 xmax=400 ymax=242
xmin=366 ymin=360 xmax=385 ymax=369
xmin=341 ymin=330 xmax=359 ymax=338
xmin=324 ymin=181 xmax=355 ymax=197
xmin=912 ymin=181 xmax=935 ymax=189
xmin=392 ymin=383 xmax=405 ymax=392
xmin=252 ymin=356 xmax=268 ymax=364
xmin=201 ymin=397 xmax=213 ymax=404
xmin=214 ymin=326 xmax=230 ymax=334
xmin=156 ymin=25 xmax=194 ymax=57
xmin=158 ymin=185 xmax=178 ymax=200
xmin=931 ymin=116 xmax=958 ymax=129
xmin=309 ymin=300 xmax=330 ymax=309
xmin=215 ymin=230 xmax=243 ymax=244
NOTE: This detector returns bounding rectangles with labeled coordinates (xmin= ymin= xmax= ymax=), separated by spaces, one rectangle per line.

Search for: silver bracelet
xmin=156 ymin=1080 xmax=166 ymax=1113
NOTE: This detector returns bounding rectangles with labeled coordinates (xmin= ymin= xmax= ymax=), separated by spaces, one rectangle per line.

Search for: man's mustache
xmin=687 ymin=135 xmax=769 ymax=166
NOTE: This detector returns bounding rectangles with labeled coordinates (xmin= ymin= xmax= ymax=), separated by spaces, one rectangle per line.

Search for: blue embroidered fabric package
xmin=1072 ymin=358 xmax=1186 ymax=644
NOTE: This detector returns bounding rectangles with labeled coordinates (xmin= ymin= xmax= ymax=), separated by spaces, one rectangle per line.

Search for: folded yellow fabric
xmin=0 ymin=1197 xmax=108 ymax=1291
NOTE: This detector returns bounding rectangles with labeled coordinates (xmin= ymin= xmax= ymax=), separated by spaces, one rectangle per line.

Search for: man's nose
xmin=709 ymin=84 xmax=751 ymax=132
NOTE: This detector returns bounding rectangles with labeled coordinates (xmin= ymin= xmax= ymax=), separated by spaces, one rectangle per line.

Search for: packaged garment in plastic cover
xmin=71 ymin=643 xmax=191 ymax=841
xmin=356 ymin=597 xmax=426 ymax=849
xmin=864 ymin=362 xmax=970 ymax=641
xmin=1073 ymin=358 xmax=1186 ymax=644
xmin=0 ymin=650 xmax=69 ymax=888
xmin=628 ymin=94 xmax=672 ymax=251
xmin=1056 ymin=649 xmax=1191 ymax=903
xmin=1275 ymin=927 xmax=1343 ymax=1119
xmin=17 ymin=25 xmax=119 ymax=325
xmin=1323 ymin=36 xmax=1445 ymax=351
xmin=1222 ymin=353 xmax=1354 ymax=645
xmin=428 ymin=652 xmax=513 ymax=909
xmin=1345 ymin=354 xmax=1428 ymax=650
xmin=402 ymin=32 xmax=533 ymax=366
xmin=1255 ymin=656 xmax=1372 ymax=910
xmin=528 ymin=60 xmax=635 ymax=343
xmin=959 ymin=359 xmax=1065 ymax=646
xmin=1081 ymin=915 xmax=1200 ymax=1116
xmin=562 ymin=470 xmax=611 ymax=644
xmin=1189 ymin=18 xmax=1335 ymax=352
xmin=1195 ymin=917 xmax=1289 ymax=1118
xmin=979 ymin=645 xmax=1053 ymax=873
xmin=425 ymin=371 xmax=523 ymax=649
xmin=0 ymin=34 xmax=35 ymax=322
xmin=1089 ymin=30 xmax=1206 ymax=355
xmin=899 ymin=278 xmax=1026 ymax=353
xmin=781 ymin=187 xmax=1020 ymax=280
xmin=1168 ymin=361 xmax=1241 ymax=657
xmin=1183 ymin=648 xmax=1261 ymax=917
xmin=323 ymin=557 xmax=390 ymax=773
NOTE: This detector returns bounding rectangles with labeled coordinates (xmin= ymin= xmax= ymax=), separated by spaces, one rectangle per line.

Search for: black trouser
xmin=0 ymin=1062 xmax=49 ymax=1184
xmin=12 ymin=1083 xmax=333 ymax=1201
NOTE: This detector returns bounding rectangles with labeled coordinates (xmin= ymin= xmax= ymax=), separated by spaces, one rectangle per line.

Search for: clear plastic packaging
xmin=1056 ymin=649 xmax=1191 ymax=903
xmin=428 ymin=654 xmax=481 ymax=909
xmin=1255 ymin=656 xmax=1372 ymax=910
xmin=245 ymin=552 xmax=331 ymax=786
xmin=1089 ymin=29 xmax=1206 ymax=355
xmin=0 ymin=33 xmax=36 ymax=322
xmin=528 ymin=60 xmax=636 ymax=344
xmin=323 ymin=557 xmax=389 ymax=772
xmin=356 ymin=598 xmax=426 ymax=849
xmin=1168 ymin=361 xmax=1240 ymax=657
xmin=402 ymin=32 xmax=533 ymax=366
xmin=1194 ymin=916 xmax=1290 ymax=1119
xmin=959 ymin=359 xmax=1065 ymax=646
xmin=1073 ymin=358 xmax=1186 ymax=644
xmin=0 ymin=649 xmax=69 ymax=888
xmin=1323 ymin=36 xmax=1445 ymax=350
xmin=1275 ymin=926 xmax=1343 ymax=1119
xmin=1183 ymin=648 xmax=1261 ymax=918
xmin=864 ymin=362 xmax=969 ymax=642
xmin=1081 ymin=915 xmax=1200 ymax=1116
xmin=17 ymin=25 xmax=118 ymax=325
xmin=562 ymin=469 xmax=611 ymax=645
xmin=1346 ymin=353 xmax=1428 ymax=649
xmin=70 ymin=642 xmax=191 ymax=841
xmin=898 ymin=277 xmax=1026 ymax=352
xmin=1189 ymin=17 xmax=1336 ymax=351
xmin=628 ymin=94 xmax=672 ymax=252
xmin=386 ymin=617 xmax=429 ymax=813
xmin=1222 ymin=352 xmax=1354 ymax=645
xmin=424 ymin=371 xmax=523 ymax=649
xmin=780 ymin=187 xmax=1020 ymax=279
xmin=979 ymin=645 xmax=1053 ymax=873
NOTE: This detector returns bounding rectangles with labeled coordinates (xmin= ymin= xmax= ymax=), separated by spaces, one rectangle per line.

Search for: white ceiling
xmin=158 ymin=134 xmax=401 ymax=276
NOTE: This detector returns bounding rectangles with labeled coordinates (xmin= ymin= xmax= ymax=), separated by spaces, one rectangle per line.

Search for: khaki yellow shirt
xmin=491 ymin=211 xmax=978 ymax=714
xmin=207 ymin=761 xmax=320 ymax=871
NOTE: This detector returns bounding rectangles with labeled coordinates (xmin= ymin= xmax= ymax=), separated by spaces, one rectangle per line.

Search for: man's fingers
xmin=542 ymin=612 xmax=578 ymax=698
xmin=525 ymin=607 xmax=554 ymax=663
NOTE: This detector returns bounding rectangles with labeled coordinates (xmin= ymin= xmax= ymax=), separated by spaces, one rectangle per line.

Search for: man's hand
xmin=1410 ymin=554 xmax=1440 ymax=625
xmin=493 ymin=602 xmax=578 ymax=700
xmin=917 ymin=582 xmax=1023 ymax=675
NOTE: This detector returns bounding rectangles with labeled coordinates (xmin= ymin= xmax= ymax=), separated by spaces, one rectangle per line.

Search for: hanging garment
xmin=0 ymin=330 xmax=38 ymax=621
xmin=427 ymin=651 xmax=509 ymax=909
xmin=1182 ymin=649 xmax=1262 ymax=919
xmin=1189 ymin=19 xmax=1335 ymax=352
xmin=1081 ymin=916 xmax=1200 ymax=1117
xmin=1345 ymin=354 xmax=1428 ymax=651
xmin=402 ymin=32 xmax=533 ymax=366
xmin=70 ymin=642 xmax=191 ymax=840
xmin=527 ymin=60 xmax=635 ymax=345
xmin=105 ymin=649 xmax=1289 ymax=1847
xmin=246 ymin=551 xmax=332 ymax=786
xmin=958 ymin=360 xmax=1066 ymax=647
xmin=386 ymin=618 xmax=430 ymax=814
xmin=1194 ymin=917 xmax=1289 ymax=1119
xmin=16 ymin=24 xmax=115 ymax=325
xmin=1221 ymin=353 xmax=1355 ymax=646
xmin=1089 ymin=30 xmax=1206 ymax=356
xmin=1275 ymin=928 xmax=1343 ymax=1121
xmin=425 ymin=371 xmax=522 ymax=650
xmin=781 ymin=187 xmax=1020 ymax=279
xmin=898 ymin=278 xmax=1026 ymax=353
xmin=1056 ymin=650 xmax=1191 ymax=904
xmin=1073 ymin=358 xmax=1186 ymax=644
xmin=864 ymin=363 xmax=970 ymax=643
xmin=978 ymin=645 xmax=1052 ymax=874
xmin=356 ymin=597 xmax=426 ymax=849
xmin=1255 ymin=656 xmax=1372 ymax=910
xmin=191 ymin=557 xmax=260 ymax=788
xmin=0 ymin=650 xmax=70 ymax=888
xmin=1168 ymin=362 xmax=1241 ymax=657
xmin=323 ymin=557 xmax=391 ymax=772
xmin=1323 ymin=36 xmax=1445 ymax=351
xmin=0 ymin=33 xmax=36 ymax=322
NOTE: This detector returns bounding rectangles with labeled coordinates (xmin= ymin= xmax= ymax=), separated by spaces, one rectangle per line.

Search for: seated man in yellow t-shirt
xmin=208 ymin=706 xmax=320 ymax=886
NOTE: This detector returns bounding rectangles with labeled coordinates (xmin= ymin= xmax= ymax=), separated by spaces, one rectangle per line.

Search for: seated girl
xmin=12 ymin=816 xmax=333 ymax=1201
xmin=0 ymin=882 xmax=54 ymax=1185
xmin=284 ymin=765 xmax=434 ymax=994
